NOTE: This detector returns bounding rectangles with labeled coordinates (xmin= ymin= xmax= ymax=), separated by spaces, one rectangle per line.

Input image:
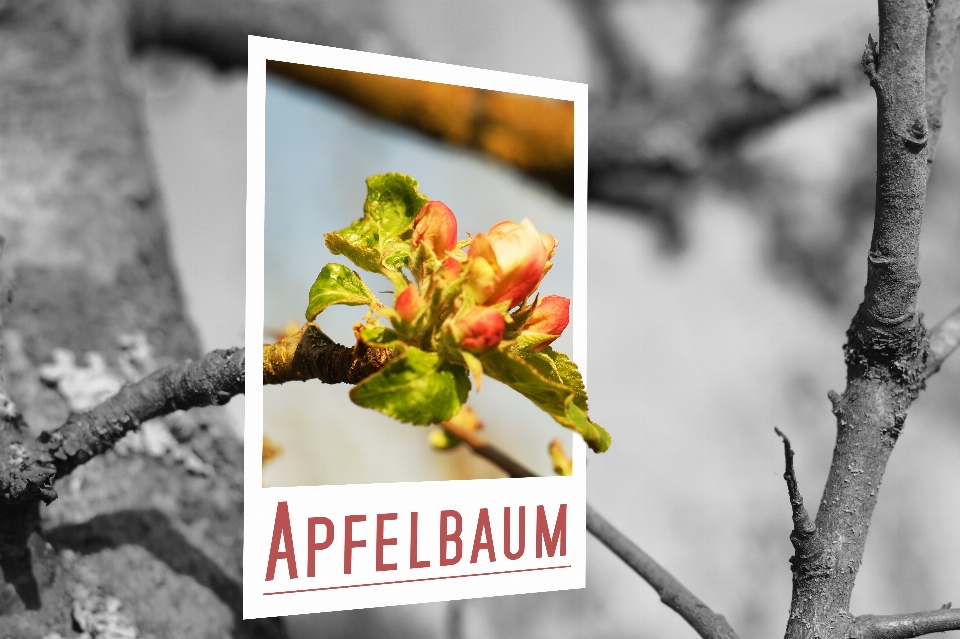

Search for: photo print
xmin=244 ymin=36 xmax=593 ymax=618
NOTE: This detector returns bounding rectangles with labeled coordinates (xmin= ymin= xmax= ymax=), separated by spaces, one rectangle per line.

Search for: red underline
xmin=263 ymin=564 xmax=572 ymax=596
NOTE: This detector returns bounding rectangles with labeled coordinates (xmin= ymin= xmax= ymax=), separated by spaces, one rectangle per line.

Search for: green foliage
xmin=350 ymin=347 xmax=470 ymax=425
xmin=323 ymin=173 xmax=429 ymax=274
xmin=304 ymin=172 xmax=610 ymax=453
xmin=480 ymin=349 xmax=609 ymax=452
xmin=305 ymin=263 xmax=378 ymax=321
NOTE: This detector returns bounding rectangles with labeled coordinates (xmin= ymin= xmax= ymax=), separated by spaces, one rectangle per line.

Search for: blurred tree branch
xmin=129 ymin=0 xmax=864 ymax=234
xmin=265 ymin=61 xmax=576 ymax=197
xmin=925 ymin=0 xmax=960 ymax=168
xmin=439 ymin=418 xmax=742 ymax=639
xmin=926 ymin=303 xmax=960 ymax=377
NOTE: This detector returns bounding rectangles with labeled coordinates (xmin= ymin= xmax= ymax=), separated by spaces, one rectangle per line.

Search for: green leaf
xmin=480 ymin=348 xmax=609 ymax=452
xmin=514 ymin=346 xmax=588 ymax=411
xmin=461 ymin=351 xmax=484 ymax=390
xmin=324 ymin=233 xmax=382 ymax=273
xmin=306 ymin=263 xmax=378 ymax=321
xmin=359 ymin=323 xmax=404 ymax=349
xmin=564 ymin=402 xmax=610 ymax=453
xmin=511 ymin=332 xmax=559 ymax=353
xmin=324 ymin=173 xmax=429 ymax=274
xmin=350 ymin=347 xmax=470 ymax=425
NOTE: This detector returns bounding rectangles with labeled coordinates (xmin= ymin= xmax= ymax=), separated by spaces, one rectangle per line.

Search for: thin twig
xmin=856 ymin=606 xmax=960 ymax=639
xmin=439 ymin=420 xmax=537 ymax=479
xmin=926 ymin=304 xmax=960 ymax=377
xmin=774 ymin=428 xmax=826 ymax=576
xmin=585 ymin=505 xmax=741 ymax=639
xmin=439 ymin=421 xmax=740 ymax=639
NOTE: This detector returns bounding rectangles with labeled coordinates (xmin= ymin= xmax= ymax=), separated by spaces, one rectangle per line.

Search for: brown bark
xmin=262 ymin=323 xmax=391 ymax=385
xmin=0 ymin=1 xmax=281 ymax=635
xmin=266 ymin=61 xmax=576 ymax=197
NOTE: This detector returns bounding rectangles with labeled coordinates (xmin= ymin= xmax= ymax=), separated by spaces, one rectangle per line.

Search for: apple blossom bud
xmin=394 ymin=283 xmax=423 ymax=323
xmin=523 ymin=295 xmax=569 ymax=350
xmin=411 ymin=201 xmax=458 ymax=257
xmin=452 ymin=306 xmax=506 ymax=352
xmin=465 ymin=218 xmax=553 ymax=308
xmin=437 ymin=256 xmax=462 ymax=286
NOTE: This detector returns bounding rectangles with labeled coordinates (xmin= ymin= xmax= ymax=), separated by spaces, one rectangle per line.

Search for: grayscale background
xmin=140 ymin=2 xmax=960 ymax=638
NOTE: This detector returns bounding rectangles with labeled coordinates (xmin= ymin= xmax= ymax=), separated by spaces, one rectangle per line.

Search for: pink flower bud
xmin=394 ymin=283 xmax=423 ymax=323
xmin=523 ymin=295 xmax=570 ymax=350
xmin=452 ymin=306 xmax=506 ymax=352
xmin=466 ymin=218 xmax=555 ymax=308
xmin=437 ymin=256 xmax=462 ymax=286
xmin=411 ymin=201 xmax=458 ymax=257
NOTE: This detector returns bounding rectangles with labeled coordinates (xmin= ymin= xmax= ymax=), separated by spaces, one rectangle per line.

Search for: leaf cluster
xmin=304 ymin=173 xmax=609 ymax=453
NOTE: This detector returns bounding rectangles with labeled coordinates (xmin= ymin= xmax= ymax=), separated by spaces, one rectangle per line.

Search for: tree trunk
xmin=0 ymin=1 xmax=282 ymax=636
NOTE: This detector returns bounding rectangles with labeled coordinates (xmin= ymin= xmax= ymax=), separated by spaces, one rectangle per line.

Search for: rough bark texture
xmin=856 ymin=607 xmax=960 ymax=639
xmin=925 ymin=0 xmax=960 ymax=169
xmin=784 ymin=3 xmax=933 ymax=638
xmin=262 ymin=323 xmax=391 ymax=385
xmin=0 ymin=1 xmax=282 ymax=636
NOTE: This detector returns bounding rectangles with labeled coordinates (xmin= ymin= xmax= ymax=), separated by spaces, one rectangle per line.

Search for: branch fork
xmin=1 ymin=348 xmax=245 ymax=505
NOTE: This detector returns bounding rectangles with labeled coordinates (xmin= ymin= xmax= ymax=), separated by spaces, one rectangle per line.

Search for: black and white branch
xmin=781 ymin=3 xmax=960 ymax=638
xmin=439 ymin=420 xmax=741 ymax=639
xmin=774 ymin=428 xmax=828 ymax=586
xmin=926 ymin=303 xmax=960 ymax=377
xmin=925 ymin=0 xmax=960 ymax=169
xmin=0 ymin=348 xmax=244 ymax=505
xmin=854 ymin=606 xmax=960 ymax=639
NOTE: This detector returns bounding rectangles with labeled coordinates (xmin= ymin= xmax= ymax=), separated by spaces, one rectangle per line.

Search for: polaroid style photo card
xmin=244 ymin=36 xmax=598 ymax=619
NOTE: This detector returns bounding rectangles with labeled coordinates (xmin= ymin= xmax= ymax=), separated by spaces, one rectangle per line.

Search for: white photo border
xmin=244 ymin=35 xmax=589 ymax=619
